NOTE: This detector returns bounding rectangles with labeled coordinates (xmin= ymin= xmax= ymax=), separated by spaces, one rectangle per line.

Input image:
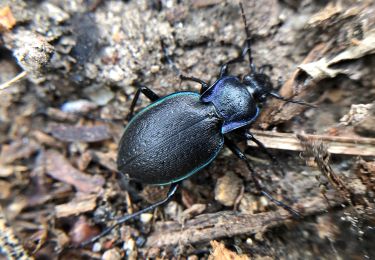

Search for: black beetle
xmin=81 ymin=3 xmax=314 ymax=247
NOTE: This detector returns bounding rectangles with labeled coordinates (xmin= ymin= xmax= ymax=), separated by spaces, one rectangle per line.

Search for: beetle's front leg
xmin=180 ymin=75 xmax=209 ymax=94
xmin=127 ymin=83 xmax=160 ymax=120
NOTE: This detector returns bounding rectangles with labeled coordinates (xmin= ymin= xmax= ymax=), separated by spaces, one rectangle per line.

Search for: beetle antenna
xmin=160 ymin=38 xmax=181 ymax=77
xmin=269 ymin=92 xmax=316 ymax=108
xmin=239 ymin=2 xmax=256 ymax=73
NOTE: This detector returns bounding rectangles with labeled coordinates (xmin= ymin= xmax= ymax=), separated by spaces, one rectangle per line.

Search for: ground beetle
xmin=80 ymin=3 xmax=314 ymax=247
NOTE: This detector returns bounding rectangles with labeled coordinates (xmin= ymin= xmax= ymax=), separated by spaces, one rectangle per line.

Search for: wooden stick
xmin=0 ymin=71 xmax=27 ymax=91
xmin=247 ymin=130 xmax=375 ymax=156
xmin=144 ymin=193 xmax=344 ymax=248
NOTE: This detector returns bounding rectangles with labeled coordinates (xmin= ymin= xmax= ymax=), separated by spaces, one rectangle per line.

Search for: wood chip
xmin=89 ymin=150 xmax=117 ymax=172
xmin=50 ymin=124 xmax=111 ymax=143
xmin=0 ymin=139 xmax=40 ymax=164
xmin=44 ymin=150 xmax=104 ymax=193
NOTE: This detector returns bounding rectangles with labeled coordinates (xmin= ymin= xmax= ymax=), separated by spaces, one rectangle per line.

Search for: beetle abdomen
xmin=117 ymin=92 xmax=224 ymax=185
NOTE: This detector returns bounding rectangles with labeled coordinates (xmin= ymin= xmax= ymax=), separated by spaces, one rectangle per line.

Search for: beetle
xmin=80 ymin=3 xmax=314 ymax=247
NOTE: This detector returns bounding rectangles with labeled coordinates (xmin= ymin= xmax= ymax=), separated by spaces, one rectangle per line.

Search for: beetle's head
xmin=243 ymin=73 xmax=273 ymax=104
xmin=243 ymin=73 xmax=316 ymax=108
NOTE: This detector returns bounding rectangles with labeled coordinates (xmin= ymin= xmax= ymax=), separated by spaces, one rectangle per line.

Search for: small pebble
xmin=61 ymin=99 xmax=98 ymax=114
xmin=140 ymin=213 xmax=153 ymax=223
xmin=102 ymin=248 xmax=121 ymax=260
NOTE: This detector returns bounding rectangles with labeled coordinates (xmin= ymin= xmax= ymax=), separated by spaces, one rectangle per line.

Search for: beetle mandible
xmin=81 ymin=3 xmax=314 ymax=247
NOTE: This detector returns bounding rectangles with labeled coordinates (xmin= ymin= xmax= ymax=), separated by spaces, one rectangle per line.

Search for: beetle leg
xmin=180 ymin=75 xmax=209 ymax=94
xmin=127 ymin=83 xmax=160 ymax=120
xmin=224 ymin=137 xmax=301 ymax=218
xmin=77 ymin=182 xmax=180 ymax=248
xmin=258 ymin=64 xmax=273 ymax=74
xmin=244 ymin=132 xmax=286 ymax=177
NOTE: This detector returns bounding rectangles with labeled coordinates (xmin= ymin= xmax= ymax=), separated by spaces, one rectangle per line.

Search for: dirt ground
xmin=0 ymin=0 xmax=374 ymax=259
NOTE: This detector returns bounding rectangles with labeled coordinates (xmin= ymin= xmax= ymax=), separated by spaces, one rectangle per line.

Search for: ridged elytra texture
xmin=117 ymin=92 xmax=224 ymax=185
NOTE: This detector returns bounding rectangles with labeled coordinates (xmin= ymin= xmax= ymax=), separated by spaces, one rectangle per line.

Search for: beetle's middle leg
xmin=78 ymin=182 xmax=180 ymax=247
xmin=244 ymin=131 xmax=286 ymax=177
xmin=127 ymin=83 xmax=160 ymax=120
xmin=224 ymin=137 xmax=301 ymax=217
xmin=230 ymin=129 xmax=285 ymax=177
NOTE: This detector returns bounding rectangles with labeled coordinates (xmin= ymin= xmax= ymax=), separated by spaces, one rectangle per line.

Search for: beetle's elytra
xmin=79 ymin=3 xmax=314 ymax=247
xmin=118 ymin=92 xmax=224 ymax=185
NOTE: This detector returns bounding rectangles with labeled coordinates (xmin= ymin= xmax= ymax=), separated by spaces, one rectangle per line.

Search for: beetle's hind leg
xmin=127 ymin=82 xmax=160 ymax=120
xmin=224 ymin=137 xmax=301 ymax=217
xmin=77 ymin=182 xmax=180 ymax=248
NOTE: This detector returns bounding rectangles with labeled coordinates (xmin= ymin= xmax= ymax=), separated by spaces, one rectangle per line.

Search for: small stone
xmin=150 ymin=65 xmax=160 ymax=73
xmin=84 ymin=63 xmax=99 ymax=79
xmin=215 ymin=171 xmax=243 ymax=207
xmin=108 ymin=67 xmax=125 ymax=82
xmin=102 ymin=248 xmax=121 ymax=260
xmin=84 ymin=84 xmax=115 ymax=106
xmin=92 ymin=242 xmax=102 ymax=252
xmin=140 ymin=213 xmax=153 ymax=223
xmin=61 ymin=99 xmax=98 ymax=114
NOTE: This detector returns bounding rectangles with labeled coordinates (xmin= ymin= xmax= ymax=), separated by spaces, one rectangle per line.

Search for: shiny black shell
xmin=117 ymin=92 xmax=224 ymax=185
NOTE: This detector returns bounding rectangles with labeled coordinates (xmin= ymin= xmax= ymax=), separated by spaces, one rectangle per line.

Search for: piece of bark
xmin=144 ymin=193 xmax=349 ymax=248
xmin=44 ymin=150 xmax=104 ymax=193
